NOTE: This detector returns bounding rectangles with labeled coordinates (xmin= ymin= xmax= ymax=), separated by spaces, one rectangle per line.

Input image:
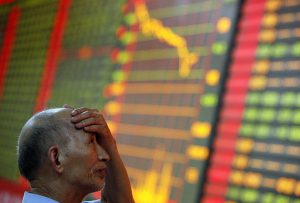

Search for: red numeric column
xmin=34 ymin=0 xmax=72 ymax=112
xmin=0 ymin=6 xmax=20 ymax=102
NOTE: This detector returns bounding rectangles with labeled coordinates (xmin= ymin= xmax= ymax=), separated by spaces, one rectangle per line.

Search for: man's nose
xmin=95 ymin=143 xmax=110 ymax=161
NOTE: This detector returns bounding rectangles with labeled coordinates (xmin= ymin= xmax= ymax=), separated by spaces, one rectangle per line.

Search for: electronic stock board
xmin=202 ymin=1 xmax=300 ymax=203
xmin=0 ymin=0 xmax=300 ymax=203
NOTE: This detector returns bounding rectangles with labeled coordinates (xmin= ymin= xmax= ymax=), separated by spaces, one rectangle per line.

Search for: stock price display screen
xmin=0 ymin=0 xmax=299 ymax=203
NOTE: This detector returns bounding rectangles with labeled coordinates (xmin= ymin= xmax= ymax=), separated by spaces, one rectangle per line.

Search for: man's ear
xmin=48 ymin=145 xmax=64 ymax=173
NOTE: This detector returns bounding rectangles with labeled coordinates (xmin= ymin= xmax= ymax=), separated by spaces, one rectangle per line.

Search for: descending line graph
xmin=134 ymin=0 xmax=199 ymax=77
xmin=106 ymin=0 xmax=238 ymax=202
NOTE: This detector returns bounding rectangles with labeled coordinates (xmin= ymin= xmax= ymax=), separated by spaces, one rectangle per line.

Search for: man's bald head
xmin=17 ymin=108 xmax=73 ymax=181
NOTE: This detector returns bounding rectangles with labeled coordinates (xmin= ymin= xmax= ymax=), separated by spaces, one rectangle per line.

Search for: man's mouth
xmin=94 ymin=167 xmax=106 ymax=178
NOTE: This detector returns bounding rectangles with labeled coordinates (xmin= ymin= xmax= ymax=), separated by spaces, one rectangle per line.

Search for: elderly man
xmin=17 ymin=106 xmax=135 ymax=203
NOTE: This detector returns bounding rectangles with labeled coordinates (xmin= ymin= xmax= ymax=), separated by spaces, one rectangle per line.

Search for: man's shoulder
xmin=22 ymin=192 xmax=101 ymax=203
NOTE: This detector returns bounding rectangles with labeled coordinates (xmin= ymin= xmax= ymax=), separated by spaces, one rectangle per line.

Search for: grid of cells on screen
xmin=0 ymin=0 xmax=300 ymax=203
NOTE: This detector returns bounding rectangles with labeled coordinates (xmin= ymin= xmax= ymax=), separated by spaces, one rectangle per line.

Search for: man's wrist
xmin=106 ymin=142 xmax=119 ymax=157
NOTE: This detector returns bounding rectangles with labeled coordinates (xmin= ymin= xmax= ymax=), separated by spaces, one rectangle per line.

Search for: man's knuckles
xmin=72 ymin=111 xmax=99 ymax=122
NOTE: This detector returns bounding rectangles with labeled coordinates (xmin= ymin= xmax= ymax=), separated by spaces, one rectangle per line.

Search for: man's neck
xmin=30 ymin=179 xmax=86 ymax=203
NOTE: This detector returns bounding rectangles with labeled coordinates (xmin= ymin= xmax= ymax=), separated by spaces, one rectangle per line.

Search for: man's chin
xmin=92 ymin=180 xmax=105 ymax=192
xmin=87 ymin=172 xmax=106 ymax=192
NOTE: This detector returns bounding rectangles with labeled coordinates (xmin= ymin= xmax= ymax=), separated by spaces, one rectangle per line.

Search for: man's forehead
xmin=55 ymin=108 xmax=73 ymax=120
xmin=55 ymin=108 xmax=89 ymax=138
xmin=40 ymin=108 xmax=92 ymax=142
xmin=54 ymin=108 xmax=77 ymax=132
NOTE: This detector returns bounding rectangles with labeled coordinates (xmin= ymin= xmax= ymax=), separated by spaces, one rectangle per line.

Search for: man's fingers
xmin=69 ymin=107 xmax=113 ymax=143
xmin=84 ymin=125 xmax=101 ymax=132
xmin=71 ymin=110 xmax=100 ymax=122
xmin=71 ymin=107 xmax=98 ymax=116
xmin=74 ymin=117 xmax=103 ymax=128
xmin=84 ymin=125 xmax=115 ymax=142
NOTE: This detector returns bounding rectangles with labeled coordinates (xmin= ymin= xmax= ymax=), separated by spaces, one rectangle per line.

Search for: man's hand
xmin=69 ymin=107 xmax=116 ymax=153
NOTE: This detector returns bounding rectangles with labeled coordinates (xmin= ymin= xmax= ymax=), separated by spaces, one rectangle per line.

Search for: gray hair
xmin=17 ymin=109 xmax=69 ymax=181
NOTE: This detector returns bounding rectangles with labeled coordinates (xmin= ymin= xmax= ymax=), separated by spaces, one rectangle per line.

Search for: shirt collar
xmin=22 ymin=191 xmax=59 ymax=203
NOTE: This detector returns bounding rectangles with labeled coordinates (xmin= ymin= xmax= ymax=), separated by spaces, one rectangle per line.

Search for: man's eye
xmin=89 ymin=136 xmax=96 ymax=144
